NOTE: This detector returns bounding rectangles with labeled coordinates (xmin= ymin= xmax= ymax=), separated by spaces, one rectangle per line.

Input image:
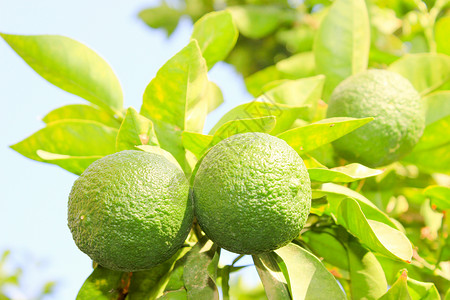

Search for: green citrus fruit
xmin=326 ymin=69 xmax=425 ymax=167
xmin=193 ymin=133 xmax=311 ymax=254
xmin=68 ymin=150 xmax=192 ymax=272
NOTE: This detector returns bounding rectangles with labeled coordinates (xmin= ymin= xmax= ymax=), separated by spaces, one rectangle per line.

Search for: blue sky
xmin=0 ymin=0 xmax=254 ymax=298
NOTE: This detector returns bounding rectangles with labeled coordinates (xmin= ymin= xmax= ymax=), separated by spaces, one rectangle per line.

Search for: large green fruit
xmin=327 ymin=69 xmax=425 ymax=167
xmin=193 ymin=133 xmax=311 ymax=254
xmin=68 ymin=150 xmax=192 ymax=272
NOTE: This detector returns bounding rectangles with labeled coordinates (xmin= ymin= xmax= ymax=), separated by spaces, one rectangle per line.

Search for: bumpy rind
xmin=68 ymin=150 xmax=192 ymax=272
xmin=193 ymin=133 xmax=312 ymax=255
xmin=326 ymin=69 xmax=425 ymax=167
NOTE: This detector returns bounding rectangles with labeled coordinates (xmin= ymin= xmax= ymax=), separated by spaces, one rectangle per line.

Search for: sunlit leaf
xmin=183 ymin=238 xmax=219 ymax=299
xmin=141 ymin=40 xmax=208 ymax=172
xmin=10 ymin=120 xmax=117 ymax=174
xmin=212 ymin=116 xmax=276 ymax=141
xmin=407 ymin=277 xmax=440 ymax=300
xmin=275 ymin=52 xmax=316 ymax=79
xmin=277 ymin=117 xmax=373 ymax=155
xmin=388 ymin=53 xmax=450 ymax=95
xmin=253 ymin=253 xmax=291 ymax=300
xmin=138 ymin=4 xmax=182 ymax=36
xmin=209 ymin=100 xmax=306 ymax=135
xmin=314 ymin=183 xmax=400 ymax=230
xmin=245 ymin=52 xmax=316 ymax=96
xmin=181 ymin=132 xmax=213 ymax=159
xmin=116 ymin=107 xmax=159 ymax=152
xmin=262 ymin=75 xmax=325 ymax=121
xmin=0 ymin=33 xmax=123 ymax=115
xmin=35 ymin=150 xmax=103 ymax=175
xmin=43 ymin=104 xmax=121 ymax=128
xmin=424 ymin=185 xmax=450 ymax=211
xmin=275 ymin=243 xmax=347 ymax=299
xmin=183 ymin=116 xmax=275 ymax=159
xmin=302 ymin=228 xmax=349 ymax=270
xmin=337 ymin=198 xmax=412 ymax=262
xmin=308 ymin=163 xmax=383 ymax=183
xmin=191 ymin=10 xmax=238 ymax=69
xmin=435 ymin=16 xmax=450 ymax=56
xmin=347 ymin=238 xmax=387 ymax=299
xmin=136 ymin=145 xmax=181 ymax=170
xmin=403 ymin=92 xmax=450 ymax=174
xmin=423 ymin=91 xmax=450 ymax=126
xmin=76 ymin=266 xmax=130 ymax=300
xmin=314 ymin=0 xmax=370 ymax=98
xmin=205 ymin=82 xmax=224 ymax=113
xmin=378 ymin=270 xmax=411 ymax=300
xmin=228 ymin=5 xmax=294 ymax=39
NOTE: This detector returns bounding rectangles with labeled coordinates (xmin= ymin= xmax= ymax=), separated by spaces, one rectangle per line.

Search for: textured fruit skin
xmin=68 ymin=150 xmax=193 ymax=272
xmin=193 ymin=133 xmax=311 ymax=255
xmin=327 ymin=69 xmax=425 ymax=167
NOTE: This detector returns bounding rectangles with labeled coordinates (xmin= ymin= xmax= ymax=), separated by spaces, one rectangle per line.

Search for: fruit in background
xmin=326 ymin=69 xmax=425 ymax=167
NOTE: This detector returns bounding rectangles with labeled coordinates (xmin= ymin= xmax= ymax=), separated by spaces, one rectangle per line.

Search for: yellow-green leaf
xmin=0 ymin=33 xmax=123 ymax=115
xmin=116 ymin=107 xmax=159 ymax=152
xmin=191 ymin=11 xmax=238 ymax=69
xmin=314 ymin=0 xmax=370 ymax=98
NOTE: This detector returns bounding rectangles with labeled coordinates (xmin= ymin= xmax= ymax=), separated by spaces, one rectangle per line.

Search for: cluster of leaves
xmin=2 ymin=0 xmax=450 ymax=298
xmin=139 ymin=0 xmax=450 ymax=79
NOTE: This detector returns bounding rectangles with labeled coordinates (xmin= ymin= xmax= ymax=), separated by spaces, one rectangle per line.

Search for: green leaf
xmin=183 ymin=238 xmax=219 ymax=300
xmin=388 ymin=53 xmax=450 ymax=95
xmin=43 ymin=104 xmax=121 ymax=128
xmin=314 ymin=183 xmax=400 ymax=230
xmin=378 ymin=270 xmax=411 ymax=300
xmin=209 ymin=100 xmax=308 ymax=135
xmin=116 ymin=107 xmax=159 ymax=152
xmin=275 ymin=52 xmax=316 ymax=79
xmin=10 ymin=120 xmax=117 ymax=175
xmin=302 ymin=228 xmax=349 ymax=271
xmin=424 ymin=185 xmax=450 ymax=211
xmin=76 ymin=266 xmax=130 ymax=299
xmin=212 ymin=116 xmax=276 ymax=141
xmin=140 ymin=40 xmax=208 ymax=172
xmin=136 ymin=145 xmax=181 ymax=170
xmin=127 ymin=247 xmax=191 ymax=300
xmin=435 ymin=16 xmax=450 ymax=56
xmin=228 ymin=5 xmax=294 ymax=39
xmin=0 ymin=33 xmax=123 ymax=115
xmin=424 ymin=91 xmax=450 ymax=126
xmin=221 ymin=265 xmax=231 ymax=300
xmin=407 ymin=277 xmax=441 ymax=300
xmin=313 ymin=0 xmax=370 ymax=99
xmin=337 ymin=198 xmax=412 ymax=262
xmin=191 ymin=11 xmax=238 ymax=69
xmin=245 ymin=52 xmax=316 ymax=97
xmin=347 ymin=238 xmax=387 ymax=300
xmin=308 ymin=163 xmax=383 ymax=183
xmin=403 ymin=92 xmax=450 ymax=174
xmin=182 ymin=116 xmax=275 ymax=159
xmin=35 ymin=151 xmax=103 ymax=176
xmin=158 ymin=290 xmax=187 ymax=300
xmin=181 ymin=132 xmax=213 ymax=159
xmin=402 ymin=144 xmax=450 ymax=175
xmin=275 ymin=243 xmax=347 ymax=300
xmin=138 ymin=4 xmax=182 ymax=36
xmin=253 ymin=253 xmax=291 ymax=300
xmin=262 ymin=75 xmax=325 ymax=121
xmin=205 ymin=82 xmax=224 ymax=113
xmin=277 ymin=117 xmax=373 ymax=155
